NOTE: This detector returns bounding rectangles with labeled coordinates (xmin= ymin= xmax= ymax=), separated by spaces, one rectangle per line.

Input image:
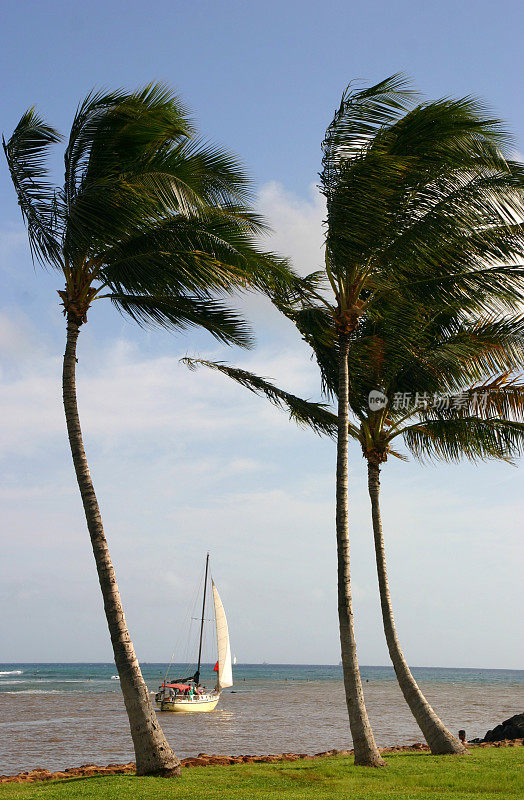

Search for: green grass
xmin=1 ymin=749 xmax=522 ymax=800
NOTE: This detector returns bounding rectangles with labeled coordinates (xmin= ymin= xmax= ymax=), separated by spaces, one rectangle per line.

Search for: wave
xmin=1 ymin=679 xmax=89 ymax=685
xmin=0 ymin=670 xmax=23 ymax=676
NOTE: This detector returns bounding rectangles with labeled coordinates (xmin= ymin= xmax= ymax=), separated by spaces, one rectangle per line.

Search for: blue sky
xmin=1 ymin=0 xmax=523 ymax=669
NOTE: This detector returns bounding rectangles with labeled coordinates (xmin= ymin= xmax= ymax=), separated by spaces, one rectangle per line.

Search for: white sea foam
xmin=5 ymin=689 xmax=61 ymax=695
xmin=0 ymin=670 xmax=23 ymax=676
xmin=1 ymin=679 xmax=86 ymax=685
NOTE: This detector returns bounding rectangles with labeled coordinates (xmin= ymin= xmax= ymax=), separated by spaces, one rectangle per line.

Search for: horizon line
xmin=1 ymin=661 xmax=522 ymax=672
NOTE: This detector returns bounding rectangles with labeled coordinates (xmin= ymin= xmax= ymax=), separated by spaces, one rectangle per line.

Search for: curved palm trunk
xmin=63 ymin=317 xmax=181 ymax=776
xmin=367 ymin=460 xmax=466 ymax=755
xmin=337 ymin=335 xmax=385 ymax=767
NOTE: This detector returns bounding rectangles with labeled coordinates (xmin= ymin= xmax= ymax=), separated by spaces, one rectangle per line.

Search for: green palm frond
xmin=110 ymin=294 xmax=254 ymax=347
xmin=181 ymin=358 xmax=338 ymax=437
xmin=318 ymin=78 xmax=524 ymax=313
xmin=99 ymin=211 xmax=274 ymax=294
xmin=309 ymin=299 xmax=524 ymax=406
xmin=369 ymin=313 xmax=524 ymax=400
xmin=420 ymin=318 xmax=524 ymax=385
xmin=401 ymin=416 xmax=524 ymax=464
xmin=63 ymin=88 xmax=131 ymax=208
xmin=63 ymin=86 xmax=262 ymax=258
xmin=142 ymin=136 xmax=257 ymax=210
xmin=426 ymin=376 xmax=524 ymax=422
xmin=321 ymin=74 xmax=417 ymax=174
xmin=3 ymin=109 xmax=64 ymax=266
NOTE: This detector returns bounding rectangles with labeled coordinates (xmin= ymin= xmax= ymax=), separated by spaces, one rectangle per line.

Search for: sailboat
xmin=155 ymin=554 xmax=233 ymax=712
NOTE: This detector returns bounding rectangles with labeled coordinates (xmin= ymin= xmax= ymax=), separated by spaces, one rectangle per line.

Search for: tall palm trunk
xmin=367 ymin=460 xmax=466 ymax=755
xmin=63 ymin=317 xmax=181 ymax=776
xmin=337 ymin=334 xmax=385 ymax=767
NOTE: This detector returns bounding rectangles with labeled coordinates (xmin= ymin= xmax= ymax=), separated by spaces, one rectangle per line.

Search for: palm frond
xmin=3 ymin=109 xmax=63 ymax=266
xmin=63 ymin=85 xmax=196 ymax=256
xmin=431 ymin=377 xmax=524 ymax=422
xmin=321 ymin=74 xmax=417 ymax=177
xmin=63 ymin=88 xmax=130 ymax=209
xmin=401 ymin=416 xmax=524 ymax=463
xmin=109 ymin=294 xmax=254 ymax=347
xmin=181 ymin=358 xmax=338 ymax=437
xmin=377 ymin=314 xmax=524 ymax=398
xmin=320 ymin=80 xmax=524 ymax=312
xmin=98 ymin=210 xmax=298 ymax=301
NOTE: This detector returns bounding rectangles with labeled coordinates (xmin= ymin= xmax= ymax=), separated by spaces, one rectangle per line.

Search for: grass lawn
xmin=1 ymin=749 xmax=522 ymax=800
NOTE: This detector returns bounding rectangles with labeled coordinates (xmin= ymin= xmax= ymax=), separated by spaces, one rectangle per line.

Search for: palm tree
xmin=3 ymin=85 xmax=295 ymax=775
xmin=319 ymin=76 xmax=524 ymax=765
xmin=317 ymin=303 xmax=524 ymax=754
xmin=185 ymin=75 xmax=524 ymax=764
xmin=184 ymin=306 xmax=524 ymax=755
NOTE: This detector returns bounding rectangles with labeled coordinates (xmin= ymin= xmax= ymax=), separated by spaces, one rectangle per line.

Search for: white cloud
xmin=257 ymin=181 xmax=326 ymax=275
xmin=0 ymin=311 xmax=322 ymax=458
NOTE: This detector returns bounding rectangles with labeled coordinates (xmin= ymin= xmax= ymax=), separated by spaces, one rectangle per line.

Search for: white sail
xmin=212 ymin=580 xmax=233 ymax=689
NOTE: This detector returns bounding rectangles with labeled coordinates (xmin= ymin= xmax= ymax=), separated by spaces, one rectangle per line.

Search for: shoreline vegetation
xmin=1 ymin=739 xmax=522 ymax=785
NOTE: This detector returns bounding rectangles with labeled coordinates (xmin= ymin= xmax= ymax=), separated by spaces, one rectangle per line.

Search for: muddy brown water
xmin=1 ymin=677 xmax=522 ymax=773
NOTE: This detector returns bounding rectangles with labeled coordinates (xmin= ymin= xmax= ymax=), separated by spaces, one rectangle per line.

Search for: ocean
xmin=1 ymin=663 xmax=522 ymax=774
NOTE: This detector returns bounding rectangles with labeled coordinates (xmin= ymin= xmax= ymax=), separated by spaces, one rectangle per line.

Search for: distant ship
xmin=155 ymin=554 xmax=233 ymax=713
xmin=233 ymin=655 xmax=237 ymax=665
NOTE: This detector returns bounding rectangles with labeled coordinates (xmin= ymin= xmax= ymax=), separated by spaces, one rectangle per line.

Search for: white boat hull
xmin=156 ymin=694 xmax=220 ymax=713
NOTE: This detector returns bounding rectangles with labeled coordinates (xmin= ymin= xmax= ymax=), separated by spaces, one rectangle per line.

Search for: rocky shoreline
xmin=469 ymin=713 xmax=524 ymax=744
xmin=1 ymin=739 xmax=522 ymax=785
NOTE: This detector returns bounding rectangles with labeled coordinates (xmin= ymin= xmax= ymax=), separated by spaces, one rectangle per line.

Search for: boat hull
xmin=156 ymin=695 xmax=219 ymax=713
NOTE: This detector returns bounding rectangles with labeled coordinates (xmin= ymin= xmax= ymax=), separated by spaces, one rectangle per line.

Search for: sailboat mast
xmin=195 ymin=553 xmax=209 ymax=685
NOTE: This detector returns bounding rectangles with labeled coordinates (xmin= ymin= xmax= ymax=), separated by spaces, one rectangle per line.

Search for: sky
xmin=1 ymin=0 xmax=523 ymax=670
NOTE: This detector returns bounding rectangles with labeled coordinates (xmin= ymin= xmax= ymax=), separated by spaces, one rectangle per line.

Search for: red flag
xmin=213 ymin=661 xmax=219 ymax=672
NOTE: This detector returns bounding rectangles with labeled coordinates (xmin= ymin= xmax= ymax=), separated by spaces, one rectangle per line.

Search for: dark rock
xmin=483 ymin=714 xmax=524 ymax=742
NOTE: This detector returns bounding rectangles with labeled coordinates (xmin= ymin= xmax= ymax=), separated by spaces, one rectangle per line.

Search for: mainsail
xmin=212 ymin=580 xmax=233 ymax=689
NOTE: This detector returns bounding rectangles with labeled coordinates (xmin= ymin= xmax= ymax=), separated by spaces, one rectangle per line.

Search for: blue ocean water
xmin=1 ymin=662 xmax=522 ymax=694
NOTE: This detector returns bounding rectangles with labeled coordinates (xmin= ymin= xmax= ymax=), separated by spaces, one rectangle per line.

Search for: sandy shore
xmin=1 ymin=739 xmax=522 ymax=784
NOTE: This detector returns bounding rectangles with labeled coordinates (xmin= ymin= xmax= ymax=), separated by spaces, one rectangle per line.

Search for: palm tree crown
xmin=318 ymin=75 xmax=524 ymax=328
xmin=4 ymin=84 xmax=294 ymax=339
xmin=289 ymin=300 xmax=524 ymax=464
